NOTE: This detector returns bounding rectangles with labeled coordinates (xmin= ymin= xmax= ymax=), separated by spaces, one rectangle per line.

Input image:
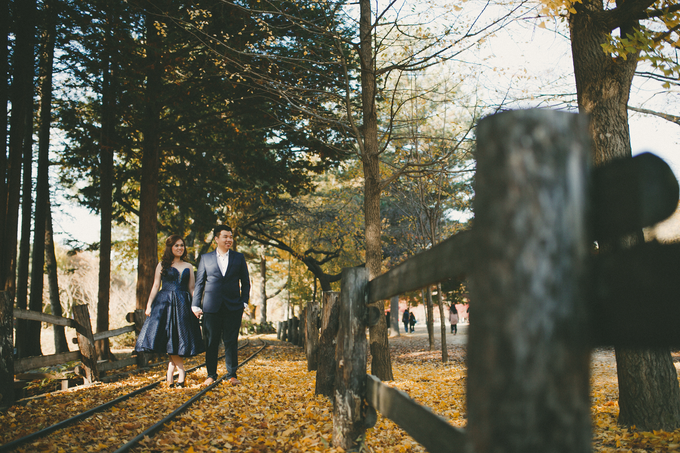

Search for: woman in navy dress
xmin=136 ymin=235 xmax=204 ymax=387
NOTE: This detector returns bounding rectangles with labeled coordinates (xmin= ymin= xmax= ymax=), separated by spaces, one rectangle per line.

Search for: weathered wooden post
xmin=277 ymin=321 xmax=282 ymax=340
xmin=73 ymin=304 xmax=100 ymax=383
xmin=468 ymin=109 xmax=592 ymax=453
xmin=127 ymin=309 xmax=148 ymax=367
xmin=316 ymin=291 xmax=339 ymax=397
xmin=298 ymin=309 xmax=306 ymax=347
xmin=290 ymin=316 xmax=299 ymax=344
xmin=332 ymin=268 xmax=368 ymax=450
xmin=281 ymin=319 xmax=288 ymax=342
xmin=306 ymin=302 xmax=320 ymax=371
xmin=0 ymin=291 xmax=14 ymax=408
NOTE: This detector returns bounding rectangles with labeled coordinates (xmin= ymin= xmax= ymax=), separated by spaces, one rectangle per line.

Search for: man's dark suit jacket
xmin=193 ymin=250 xmax=250 ymax=313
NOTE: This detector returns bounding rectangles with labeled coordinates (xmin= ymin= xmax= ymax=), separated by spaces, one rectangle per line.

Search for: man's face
xmin=215 ymin=230 xmax=233 ymax=251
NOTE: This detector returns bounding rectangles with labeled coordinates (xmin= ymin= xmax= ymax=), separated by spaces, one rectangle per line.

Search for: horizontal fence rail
xmin=13 ymin=309 xmax=76 ymax=328
xmin=366 ymin=375 xmax=468 ymax=453
xmin=2 ymin=302 xmax=153 ymax=407
xmin=367 ymin=230 xmax=473 ymax=305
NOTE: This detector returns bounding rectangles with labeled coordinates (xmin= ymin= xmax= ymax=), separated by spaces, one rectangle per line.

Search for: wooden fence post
xmin=127 ymin=309 xmax=149 ymax=367
xmin=468 ymin=109 xmax=591 ymax=453
xmin=316 ymin=292 xmax=339 ymax=397
xmin=306 ymin=302 xmax=320 ymax=371
xmin=299 ymin=309 xmax=306 ymax=347
xmin=291 ymin=316 xmax=299 ymax=344
xmin=333 ymin=267 xmax=368 ymax=450
xmin=73 ymin=304 xmax=100 ymax=383
xmin=0 ymin=291 xmax=14 ymax=409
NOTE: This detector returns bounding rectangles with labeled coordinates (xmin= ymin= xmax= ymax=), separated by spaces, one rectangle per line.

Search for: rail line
xmin=0 ymin=339 xmax=268 ymax=452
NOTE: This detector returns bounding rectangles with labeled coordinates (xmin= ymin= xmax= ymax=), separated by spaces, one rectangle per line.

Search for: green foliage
xmin=241 ymin=319 xmax=276 ymax=335
xmin=53 ymin=0 xmax=355 ymax=247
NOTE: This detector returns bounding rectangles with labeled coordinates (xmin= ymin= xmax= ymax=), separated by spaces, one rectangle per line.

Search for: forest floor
xmin=4 ymin=325 xmax=680 ymax=452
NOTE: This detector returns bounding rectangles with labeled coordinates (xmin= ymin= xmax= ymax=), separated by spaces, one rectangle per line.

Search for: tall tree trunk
xmin=360 ymin=0 xmax=392 ymax=381
xmin=437 ymin=282 xmax=448 ymax=362
xmin=27 ymin=0 xmax=57 ymax=359
xmin=389 ymin=295 xmax=399 ymax=336
xmin=259 ymin=247 xmax=267 ymax=324
xmin=16 ymin=103 xmax=34 ymax=358
xmin=0 ymin=0 xmax=10 ymax=258
xmin=97 ymin=14 xmax=115 ymax=360
xmin=569 ymin=0 xmax=680 ymax=430
xmin=135 ymin=5 xmax=162 ymax=312
xmin=426 ymin=286 xmax=434 ymax=350
xmin=2 ymin=0 xmax=35 ymax=302
xmin=45 ymin=200 xmax=68 ymax=353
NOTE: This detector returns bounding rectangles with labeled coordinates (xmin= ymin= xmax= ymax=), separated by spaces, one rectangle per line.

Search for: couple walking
xmin=135 ymin=225 xmax=250 ymax=387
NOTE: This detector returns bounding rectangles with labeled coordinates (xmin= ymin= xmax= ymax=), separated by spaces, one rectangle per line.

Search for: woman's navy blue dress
xmin=135 ymin=267 xmax=205 ymax=357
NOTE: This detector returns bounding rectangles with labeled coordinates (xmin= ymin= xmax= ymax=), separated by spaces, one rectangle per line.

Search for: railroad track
xmin=1 ymin=339 xmax=269 ymax=452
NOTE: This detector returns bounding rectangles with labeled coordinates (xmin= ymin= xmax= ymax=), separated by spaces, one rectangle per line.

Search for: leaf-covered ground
xmin=3 ymin=336 xmax=680 ymax=452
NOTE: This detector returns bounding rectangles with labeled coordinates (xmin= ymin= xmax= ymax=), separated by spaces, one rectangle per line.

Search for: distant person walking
xmin=409 ymin=311 xmax=416 ymax=333
xmin=449 ymin=305 xmax=459 ymax=334
xmin=136 ymin=235 xmax=205 ymax=388
xmin=402 ymin=309 xmax=410 ymax=334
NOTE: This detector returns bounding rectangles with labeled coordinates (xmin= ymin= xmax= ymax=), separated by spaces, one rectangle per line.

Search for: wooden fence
xmin=305 ymin=109 xmax=680 ymax=452
xmin=0 ymin=297 xmax=149 ymax=408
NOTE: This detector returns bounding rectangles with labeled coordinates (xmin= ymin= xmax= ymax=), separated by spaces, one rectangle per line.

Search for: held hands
xmin=145 ymin=306 xmax=152 ymax=316
xmin=194 ymin=308 xmax=203 ymax=319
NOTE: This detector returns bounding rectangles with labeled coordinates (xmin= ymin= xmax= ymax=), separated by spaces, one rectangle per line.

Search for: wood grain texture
xmin=13 ymin=308 xmax=75 ymax=327
xmin=316 ymin=292 xmax=339 ymax=397
xmin=0 ymin=292 xmax=14 ymax=407
xmin=306 ymin=302 xmax=320 ymax=371
xmin=14 ymin=351 xmax=81 ymax=374
xmin=366 ymin=375 xmax=469 ymax=453
xmin=333 ymin=268 xmax=368 ymax=450
xmin=467 ymin=110 xmax=592 ymax=453
xmin=367 ymin=231 xmax=473 ymax=304
xmin=73 ymin=304 xmax=99 ymax=383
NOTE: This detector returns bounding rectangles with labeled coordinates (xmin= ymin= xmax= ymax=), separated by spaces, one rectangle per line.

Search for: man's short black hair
xmin=213 ymin=224 xmax=233 ymax=238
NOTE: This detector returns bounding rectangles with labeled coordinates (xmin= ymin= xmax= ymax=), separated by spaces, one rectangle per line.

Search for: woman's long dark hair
xmin=160 ymin=235 xmax=187 ymax=277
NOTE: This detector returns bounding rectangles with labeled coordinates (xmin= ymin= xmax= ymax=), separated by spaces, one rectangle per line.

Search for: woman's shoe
xmin=176 ymin=381 xmax=185 ymax=388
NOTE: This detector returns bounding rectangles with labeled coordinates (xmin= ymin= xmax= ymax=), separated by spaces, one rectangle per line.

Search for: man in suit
xmin=192 ymin=225 xmax=250 ymax=386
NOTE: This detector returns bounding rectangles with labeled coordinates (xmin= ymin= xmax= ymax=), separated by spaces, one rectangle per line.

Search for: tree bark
xmin=426 ymin=286 xmax=434 ymax=351
xmin=96 ymin=12 xmax=116 ymax=360
xmin=389 ymin=295 xmax=400 ymax=336
xmin=0 ymin=0 xmax=10 ymax=266
xmin=569 ymin=0 xmax=680 ymax=430
xmin=616 ymin=348 xmax=680 ymax=430
xmin=360 ymin=0 xmax=392 ymax=381
xmin=1 ymin=0 xmax=34 ymax=299
xmin=45 ymin=201 xmax=68 ymax=353
xmin=0 ymin=291 xmax=14 ymax=408
xmin=15 ymin=105 xmax=34 ymax=358
xmin=28 ymin=0 xmax=57 ymax=358
xmin=437 ymin=283 xmax=448 ymax=362
xmin=259 ymin=247 xmax=267 ymax=324
xmin=135 ymin=6 xmax=163 ymax=312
